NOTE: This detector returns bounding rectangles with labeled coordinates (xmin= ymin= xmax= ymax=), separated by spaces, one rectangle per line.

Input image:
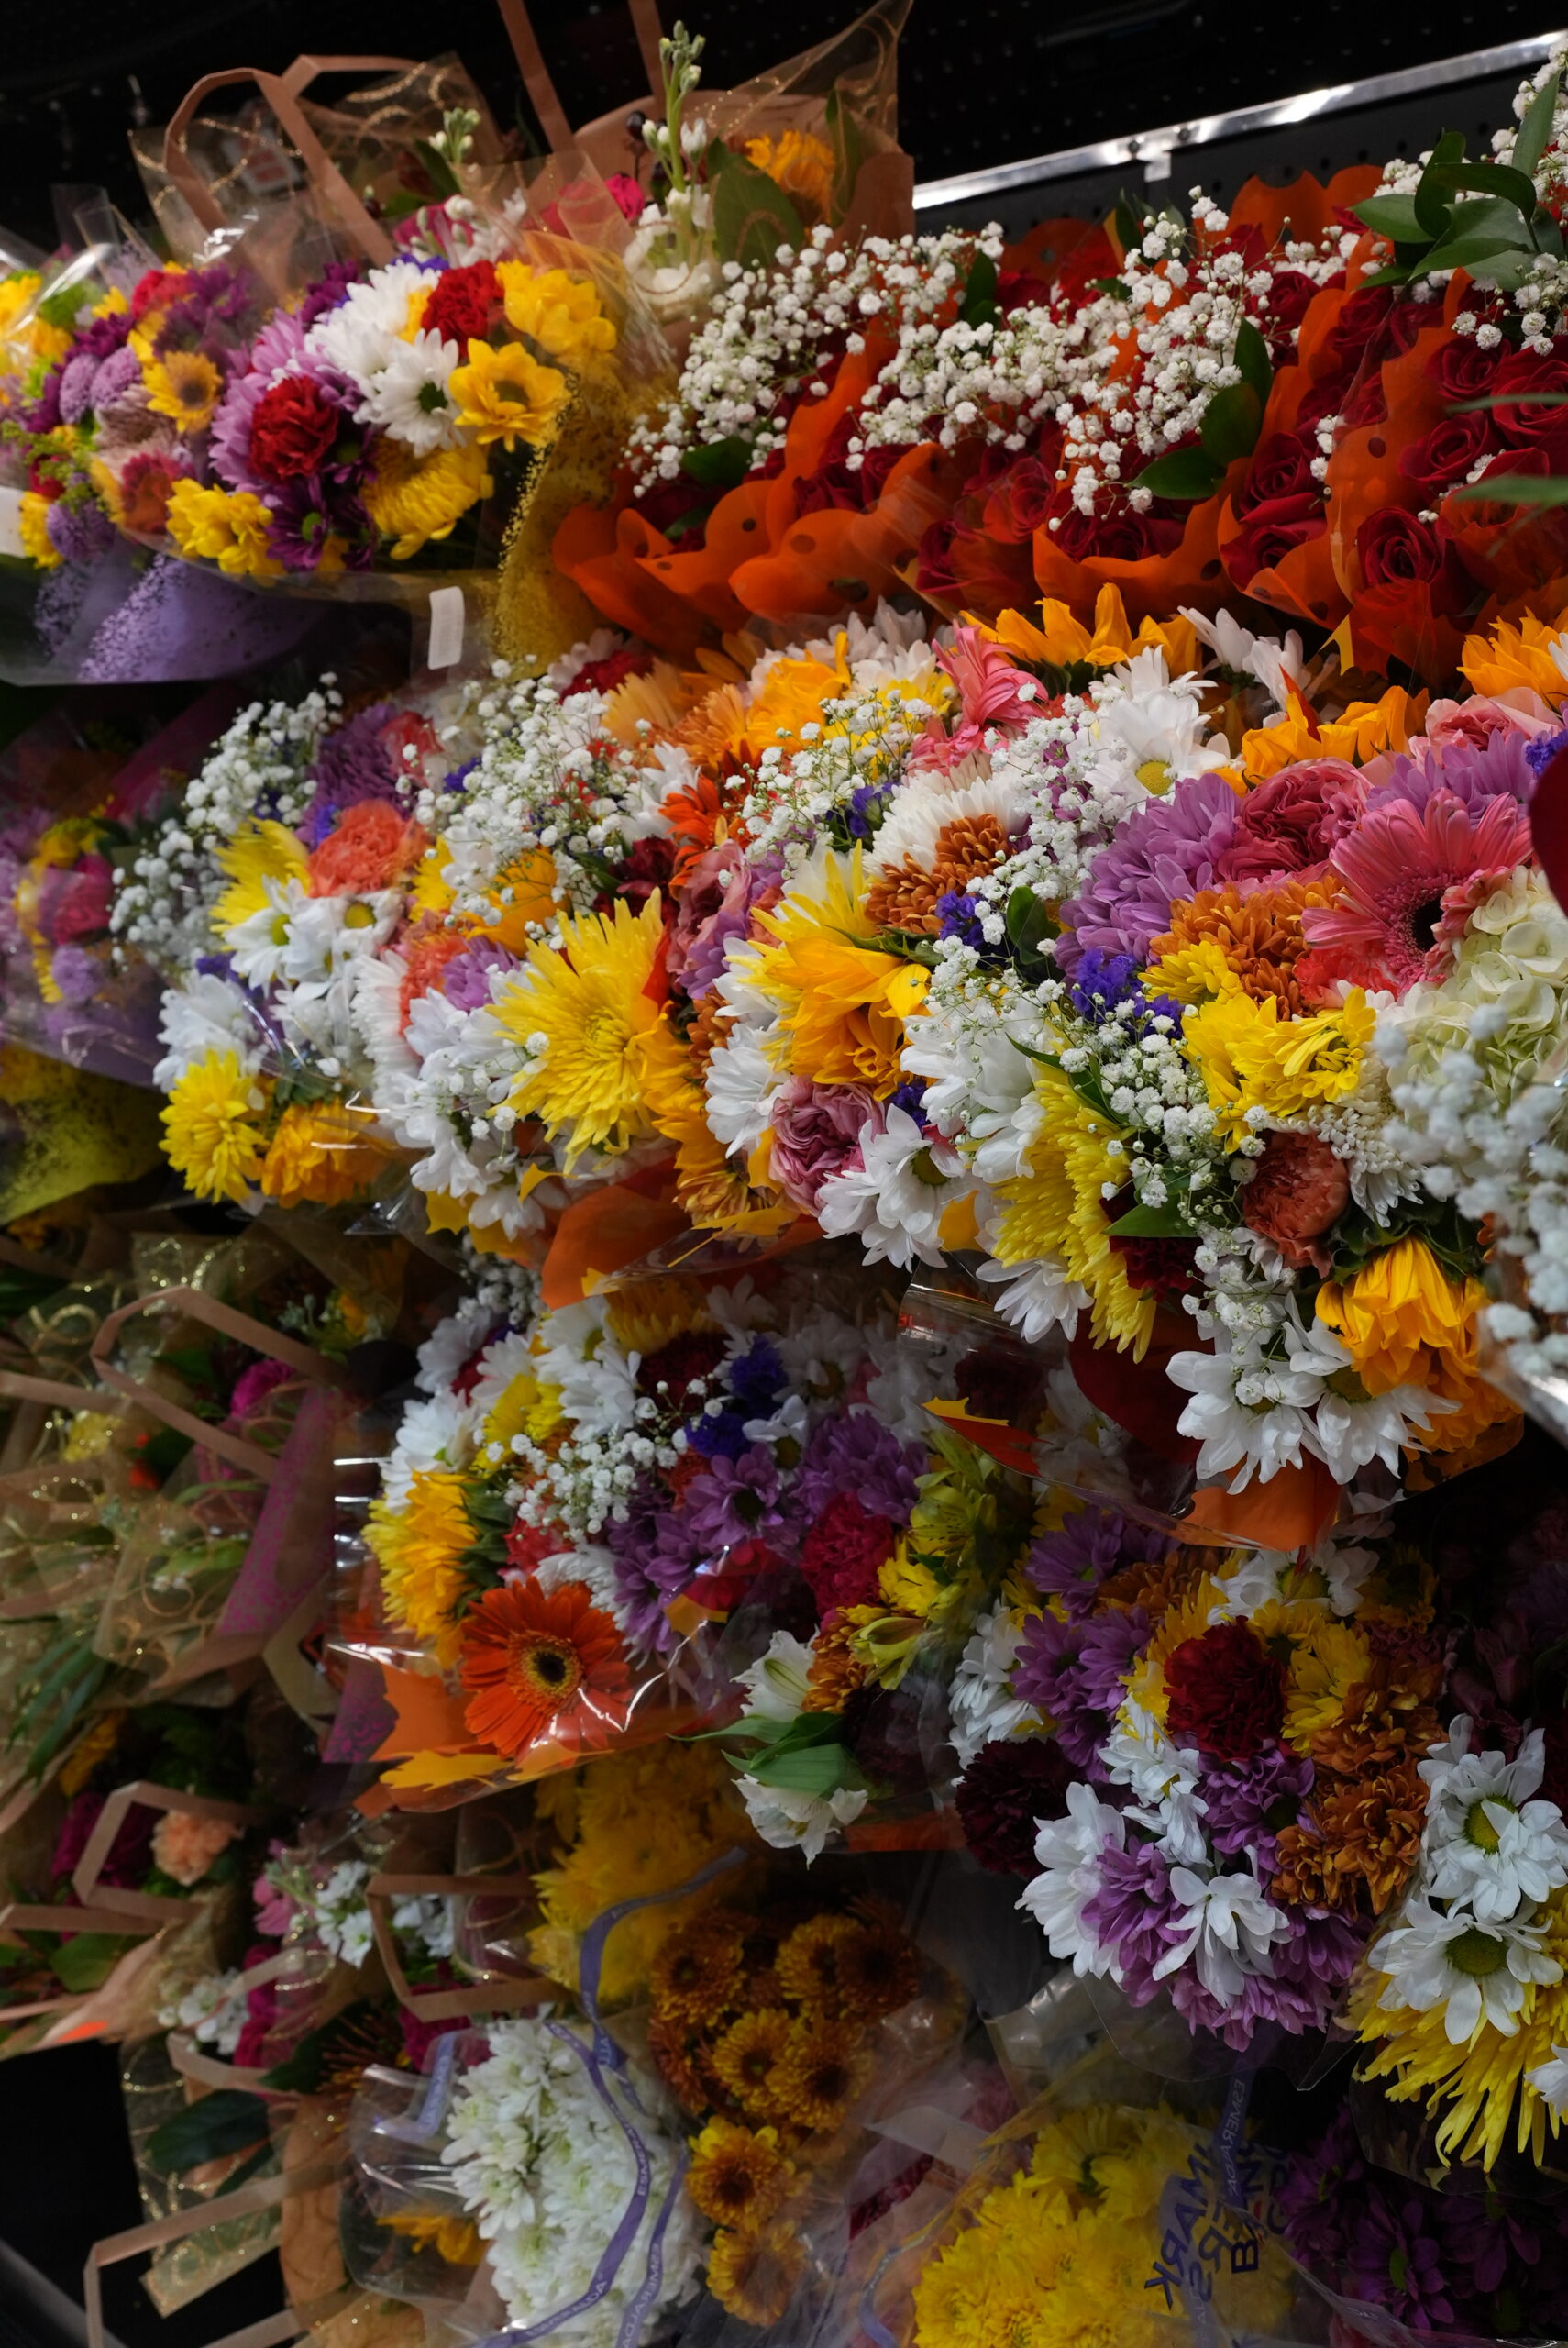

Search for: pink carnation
xmin=151 ymin=1811 xmax=240 ymax=1888
xmin=768 ymin=1078 xmax=879 ymax=1211
xmin=1213 ymin=759 xmax=1358 ymax=885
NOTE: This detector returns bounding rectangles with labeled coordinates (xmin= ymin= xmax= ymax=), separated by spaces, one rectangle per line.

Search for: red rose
xmin=1295 ymin=362 xmax=1353 ymax=433
xmin=991 ymin=452 xmax=1060 ymax=537
xmin=1234 ymin=431 xmax=1318 ymax=520
xmin=422 ymin=259 xmax=502 ymax=349
xmin=1328 ymin=286 xmax=1392 ymax=352
xmin=916 ymin=518 xmax=959 ymax=593
xmin=798 ymin=1490 xmax=897 ymax=1614
xmin=1427 ymin=338 xmax=1503 ymax=404
xmin=1215 ymin=759 xmax=1357 ymax=882
xmin=1053 ymin=504 xmax=1185 ymax=562
xmin=1489 ymin=352 xmax=1568 ymax=453
xmin=1267 ymin=270 xmax=1320 ymax=334
xmin=1238 ymin=1129 xmax=1351 ymax=1273
xmin=1398 ymin=411 xmax=1497 ymax=496
xmin=249 ymin=375 xmax=341 ymax=481
xmin=1357 ymin=504 xmax=1459 ymax=595
xmin=1224 ymin=497 xmax=1326 ymax=590
xmin=1340 ymin=372 xmax=1389 ymax=432
xmin=1164 ymin=1621 xmax=1286 ymax=1759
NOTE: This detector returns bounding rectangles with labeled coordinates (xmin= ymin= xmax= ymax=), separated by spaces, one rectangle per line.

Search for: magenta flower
xmin=1301 ymin=786 xmax=1532 ymax=993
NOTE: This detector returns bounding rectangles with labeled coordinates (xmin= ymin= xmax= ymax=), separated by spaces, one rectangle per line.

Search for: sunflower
xmin=711 ymin=2007 xmax=793 ymax=2120
xmin=771 ymin=2014 xmax=873 ymax=2133
xmin=685 ymin=2117 xmax=795 ymax=2233
xmin=139 ymin=346 xmax=223 ymax=431
xmin=705 ymin=2219 xmax=807 ymax=2328
xmin=649 ymin=1909 xmax=748 ymax=2023
xmin=458 ymin=1578 xmax=631 ymax=1759
xmin=491 ymin=894 xmax=667 ymax=1170
xmin=160 ymin=1049 xmax=270 ymax=1204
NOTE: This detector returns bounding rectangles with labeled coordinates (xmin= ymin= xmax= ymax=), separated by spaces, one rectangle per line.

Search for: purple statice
xmin=45 ymin=494 xmax=116 ymax=565
xmin=792 ymin=1412 xmax=922 ymax=1525
xmin=444 ymin=758 xmax=479 ymax=793
xmin=934 ymin=890 xmax=990 ymax=951
xmin=1026 ymin=1505 xmax=1171 ymax=1620
xmin=297 ymin=703 xmax=403 ymax=843
xmin=1081 ymin=1839 xmax=1184 ymax=1998
xmin=262 ymin=474 xmax=375 ymax=573
xmin=845 ymin=779 xmax=894 ymax=841
xmin=297 ymin=259 xmax=365 ymax=331
xmin=1066 ymin=946 xmax=1181 ymax=1033
xmin=1199 ymin=1744 xmax=1313 ymax=1872
xmin=1056 ymin=770 xmax=1240 ymax=973
xmin=441 ymin=938 xmax=518 ymax=1011
xmin=1528 ymin=725 xmax=1568 ymax=781
xmin=1013 ymin=1608 xmax=1148 ymax=1770
xmin=681 ymin=1445 xmax=787 ymax=1552
xmin=1365 ymin=727 xmax=1533 ymax=817
xmin=889 ymin=1077 xmax=927 ymax=1119
xmin=686 ymin=1406 xmax=751 ymax=1463
xmin=209 ymin=314 xmax=310 ymax=493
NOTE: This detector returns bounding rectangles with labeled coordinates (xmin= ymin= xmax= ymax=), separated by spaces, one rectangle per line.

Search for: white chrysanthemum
xmin=382 ymin=1392 xmax=478 ymax=1512
xmin=359 ymin=327 xmax=462 ymax=454
xmin=974 ymin=1253 xmax=1087 ymax=1346
xmin=153 ymin=973 xmax=263 ymax=1090
xmin=815 ymin=1106 xmax=966 ymax=1269
xmin=1154 ymin=1868 xmax=1293 ymax=2001
xmin=949 ymin=1609 xmax=1034 ymax=1769
xmin=305 ymin=260 xmax=431 ymax=385
xmin=1419 ymin=1720 xmax=1568 ymax=1923
xmin=1102 ymin=1698 xmax=1209 ymax=1867
xmin=867 ymin=767 xmax=1025 ymax=881
xmin=1018 ymin=1781 xmax=1126 ymax=1977
xmin=1370 ymin=1893 xmax=1562 ymax=2043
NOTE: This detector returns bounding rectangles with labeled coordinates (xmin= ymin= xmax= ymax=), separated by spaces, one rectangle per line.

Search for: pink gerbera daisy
xmin=1299 ymin=788 xmax=1533 ymax=994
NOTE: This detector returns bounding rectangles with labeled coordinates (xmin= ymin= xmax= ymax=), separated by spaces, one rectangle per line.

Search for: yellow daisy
xmin=490 ymin=894 xmax=667 ymax=1169
xmin=160 ymin=1049 xmax=269 ymax=1204
xmin=448 ymin=338 xmax=570 ymax=452
xmin=991 ymin=1061 xmax=1154 ymax=1357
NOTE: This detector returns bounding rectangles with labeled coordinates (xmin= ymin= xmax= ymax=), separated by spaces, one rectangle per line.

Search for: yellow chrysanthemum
xmin=491 ymin=893 xmax=666 ymax=1170
xmin=1144 ymin=932 xmax=1242 ymax=1008
xmin=138 ymin=344 xmax=223 ymax=432
xmin=1353 ymin=1882 xmax=1568 ymax=2170
xmin=0 ymin=272 xmax=72 ymax=365
xmin=992 ymin=1061 xmax=1155 ymax=1358
xmin=1461 ymin=606 xmax=1568 ymax=704
xmin=1315 ymin=1238 xmax=1478 ymax=1396
xmin=165 ymin=480 xmax=282 ymax=579
xmin=381 ymin=2208 xmax=481 ymax=2263
xmin=161 ymin=1049 xmax=269 ymax=1204
xmin=259 ymin=1101 xmax=385 ymax=1209
xmin=448 ymin=338 xmax=570 ymax=451
xmin=746 ymin=850 xmax=929 ymax=1094
xmin=1282 ymin=1617 xmax=1372 ymax=1750
xmin=745 ymin=129 xmax=838 ymax=218
xmin=480 ymin=1368 xmax=564 ymax=1456
xmin=983 ymin=585 xmax=1199 ymax=681
xmin=366 ymin=1467 xmax=472 ymax=1668
xmin=686 ymin=2117 xmax=795 ymax=2234
xmin=1183 ymin=987 xmax=1373 ymax=1142
xmin=211 ymin=819 xmax=309 ymax=936
xmin=364 ymin=437 xmax=492 ymax=560
xmin=496 ymin=263 xmax=617 ymax=366
xmin=1241 ymin=686 xmax=1421 ymax=779
xmin=409 ymin=841 xmax=457 ymax=920
xmin=17 ymin=491 xmax=61 ymax=568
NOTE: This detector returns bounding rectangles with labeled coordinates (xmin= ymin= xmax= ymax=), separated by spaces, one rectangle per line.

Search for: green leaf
xmin=1107 ymin=1197 xmax=1198 ymax=1240
xmin=49 ymin=1933 xmax=135 ymax=1992
xmin=1419 ymin=196 xmax=1538 ymax=273
xmin=824 ymin=85 xmax=865 ymax=218
xmin=1005 ymin=885 xmax=1057 ymax=973
xmin=1112 ymin=191 xmax=1150 ymax=257
xmin=1132 ymin=447 xmax=1223 ymax=501
xmin=709 ymin=147 xmax=805 ymax=272
xmin=1423 ymin=159 xmax=1541 ymax=218
xmin=1452 ymin=390 xmax=1568 ymax=409
xmin=1353 ymin=191 xmax=1429 ymax=241
xmin=744 ymin=1739 xmax=857 ymax=1797
xmin=145 ymin=2090 xmax=270 ymax=2177
xmin=1453 ymin=472 xmax=1568 ymax=506
xmin=1233 ymin=317 xmax=1272 ymax=407
xmin=413 ymin=138 xmax=460 ymax=202
xmin=260 ymin=2000 xmax=385 ymax=2093
xmin=1471 ymin=250 xmax=1550 ymax=292
xmin=1512 ymin=68 xmax=1562 ymax=186
xmin=681 ymin=436 xmax=752 ymax=491
xmin=960 ymin=250 xmax=999 ymax=330
xmin=1200 ymin=381 xmax=1264 ymax=467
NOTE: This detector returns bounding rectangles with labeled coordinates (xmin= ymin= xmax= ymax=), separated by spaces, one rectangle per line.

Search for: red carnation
xmin=563 ymin=646 xmax=657 ymax=699
xmin=636 ymin=1329 xmax=728 ymax=1407
xmin=423 ymin=260 xmax=502 ymax=349
xmin=1239 ymin=1129 xmax=1350 ymax=1274
xmin=249 ymin=375 xmax=341 ymax=482
xmin=1164 ymin=1621 xmax=1286 ymax=1759
xmin=798 ymin=1491 xmax=896 ymax=1613
xmin=955 ymin=1737 xmax=1075 ymax=1876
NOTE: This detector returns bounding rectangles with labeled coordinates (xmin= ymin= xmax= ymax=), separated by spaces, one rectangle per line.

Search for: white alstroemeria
xmin=1018 ymin=1781 xmax=1126 ymax=1978
xmin=391 ymin=1890 xmax=456 ymax=1960
xmin=1102 ymin=1700 xmax=1209 ymax=1867
xmin=1154 ymin=1867 xmax=1293 ymax=2001
xmin=735 ymin=1776 xmax=868 ymax=1863
xmin=734 ymin=1629 xmax=815 ymax=1723
xmin=1419 ymin=1721 xmax=1568 ymax=1922
xmin=816 ymin=1107 xmax=968 ymax=1270
xmin=949 ymin=1609 xmax=1034 ymax=1769
xmin=1370 ymin=1893 xmax=1562 ymax=2043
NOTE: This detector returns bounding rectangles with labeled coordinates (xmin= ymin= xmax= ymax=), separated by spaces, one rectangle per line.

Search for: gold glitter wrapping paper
xmin=0 ymin=1048 xmax=163 ymax=1224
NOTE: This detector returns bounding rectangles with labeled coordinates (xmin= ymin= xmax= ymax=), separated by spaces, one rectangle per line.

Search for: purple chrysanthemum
xmin=1025 ymin=1504 xmax=1172 ymax=1619
xmin=297 ymin=703 xmax=403 ymax=843
xmin=1056 ymin=770 xmax=1241 ymax=972
xmin=1198 ymin=1743 xmax=1313 ymax=1871
xmin=681 ymin=1445 xmax=787 ymax=1552
xmin=792 ymin=1412 xmax=922 ymax=1525
xmin=441 ymin=938 xmax=519 ymax=1010
xmin=1013 ymin=1607 xmax=1148 ymax=1769
xmin=1081 ymin=1838 xmax=1185 ymax=1999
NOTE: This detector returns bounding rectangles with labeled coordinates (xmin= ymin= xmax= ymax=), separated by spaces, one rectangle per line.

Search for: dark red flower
xmin=422 ymin=260 xmax=502 ymax=349
xmin=1215 ymin=759 xmax=1354 ymax=883
xmin=637 ymin=1329 xmax=729 ymax=1409
xmin=798 ymin=1491 xmax=896 ymax=1613
xmin=1356 ymin=505 xmax=1464 ymax=606
xmin=129 ymin=267 xmax=189 ymax=320
xmin=1427 ymin=337 xmax=1503 ymax=404
xmin=1164 ymin=1622 xmax=1286 ymax=1760
xmin=955 ymin=1737 xmax=1075 ymax=1875
xmin=619 ymin=832 xmax=678 ymax=911
xmin=841 ymin=1681 xmax=928 ymax=1792
xmin=1234 ymin=431 xmax=1318 ymax=520
xmin=1266 ymin=270 xmax=1320 ymax=335
xmin=1398 ymin=411 xmax=1497 ymax=497
xmin=915 ymin=517 xmax=959 ymax=593
xmin=1225 ymin=499 xmax=1328 ymax=591
xmin=1339 ymin=372 xmax=1389 ymax=432
xmin=1054 ymin=504 xmax=1185 ymax=562
xmin=249 ymin=375 xmax=342 ymax=482
xmin=563 ymin=646 xmax=657 ymax=698
xmin=1489 ymin=352 xmax=1568 ymax=453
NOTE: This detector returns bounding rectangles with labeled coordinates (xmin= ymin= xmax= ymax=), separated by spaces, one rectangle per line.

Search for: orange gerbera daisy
xmin=659 ymin=770 xmax=743 ymax=882
xmin=458 ymin=1578 xmax=631 ymax=1758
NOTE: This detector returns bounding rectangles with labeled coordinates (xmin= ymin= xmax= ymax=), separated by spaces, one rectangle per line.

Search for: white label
xmin=427 ymin=585 xmax=465 ymax=670
xmin=0 ymin=485 xmax=28 ymax=560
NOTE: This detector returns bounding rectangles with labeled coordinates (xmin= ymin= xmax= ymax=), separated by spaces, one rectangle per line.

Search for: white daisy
xmin=1370 ymin=1893 xmax=1562 ymax=2043
xmin=1528 ymin=2043 xmax=1568 ymax=2114
xmin=1419 ymin=1721 xmax=1568 ymax=1923
xmin=358 ymin=327 xmax=462 ymax=454
xmin=815 ymin=1106 xmax=967 ymax=1269
xmin=949 ymin=1609 xmax=1033 ymax=1768
xmin=1018 ymin=1781 xmax=1126 ymax=1978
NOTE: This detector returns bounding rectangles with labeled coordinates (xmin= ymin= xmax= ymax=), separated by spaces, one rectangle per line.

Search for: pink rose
xmin=34 ymin=853 xmax=114 ymax=946
xmin=768 ymin=1079 xmax=879 ymax=1212
xmin=1420 ymin=692 xmax=1557 ymax=753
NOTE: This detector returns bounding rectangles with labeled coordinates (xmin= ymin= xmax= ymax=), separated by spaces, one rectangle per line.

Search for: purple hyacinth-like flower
xmin=1199 ymin=1744 xmax=1313 ymax=1871
xmin=935 ymin=890 xmax=990 ymax=950
xmin=1081 ymin=1839 xmax=1184 ymax=2000
xmin=297 ymin=703 xmax=403 ymax=843
xmin=681 ymin=1445 xmax=786 ymax=1552
xmin=45 ymin=495 xmax=116 ymax=565
xmin=792 ymin=1412 xmax=922 ymax=1525
xmin=1013 ymin=1608 xmax=1148 ymax=1770
xmin=1056 ymin=770 xmax=1240 ymax=973
xmin=1528 ymin=725 xmax=1568 ymax=780
xmin=846 ymin=779 xmax=894 ymax=840
xmin=1026 ymin=1505 xmax=1170 ymax=1619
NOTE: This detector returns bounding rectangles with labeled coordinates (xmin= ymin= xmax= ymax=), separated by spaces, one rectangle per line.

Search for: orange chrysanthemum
xmin=685 ymin=2117 xmax=795 ymax=2234
xmin=1151 ymin=876 xmax=1339 ymax=1014
xmin=649 ymin=1910 xmax=748 ymax=2023
xmin=711 ymin=2008 xmax=793 ymax=2121
xmin=646 ymin=2010 xmax=717 ymax=2111
xmin=774 ymin=1914 xmax=861 ymax=2007
xmin=771 ymin=2014 xmax=873 ymax=2132
xmin=458 ymin=1578 xmax=631 ymax=1759
xmin=831 ymin=1915 xmax=922 ymax=2023
xmin=705 ymin=2219 xmax=806 ymax=2327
